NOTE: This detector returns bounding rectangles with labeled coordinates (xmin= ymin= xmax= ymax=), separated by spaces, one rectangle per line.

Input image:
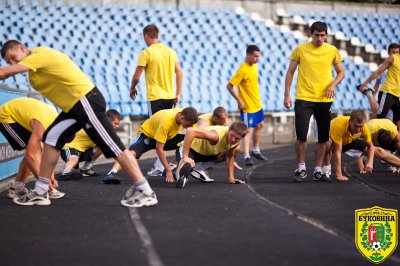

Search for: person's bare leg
xmin=295 ymin=139 xmax=307 ymax=165
xmin=314 ymin=142 xmax=327 ymax=168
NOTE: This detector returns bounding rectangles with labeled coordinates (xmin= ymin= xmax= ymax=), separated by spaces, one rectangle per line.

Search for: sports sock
xmin=298 ymin=163 xmax=306 ymax=171
xmin=252 ymin=148 xmax=260 ymax=154
xmin=107 ymin=169 xmax=118 ymax=175
xmin=82 ymin=161 xmax=94 ymax=171
xmin=314 ymin=167 xmax=322 ymax=173
xmin=195 ymin=161 xmax=216 ymax=171
xmin=62 ymin=168 xmax=72 ymax=175
xmin=33 ymin=177 xmax=50 ymax=195
xmin=322 ymin=165 xmax=331 ymax=174
xmin=134 ymin=178 xmax=153 ymax=195
xmin=11 ymin=181 xmax=25 ymax=190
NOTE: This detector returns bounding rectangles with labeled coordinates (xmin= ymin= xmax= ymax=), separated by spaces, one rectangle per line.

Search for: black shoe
xmin=80 ymin=168 xmax=99 ymax=177
xmin=313 ymin=171 xmax=331 ymax=182
xmin=244 ymin=157 xmax=254 ymax=166
xmin=103 ymin=172 xmax=121 ymax=184
xmin=176 ymin=163 xmax=192 ymax=189
xmin=293 ymin=169 xmax=307 ymax=182
xmin=58 ymin=172 xmax=83 ymax=181
xmin=251 ymin=151 xmax=267 ymax=161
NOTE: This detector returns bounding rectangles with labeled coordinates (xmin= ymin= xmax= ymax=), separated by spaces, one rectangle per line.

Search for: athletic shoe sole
xmin=13 ymin=197 xmax=51 ymax=206
xmin=120 ymin=198 xmax=158 ymax=207
xmin=176 ymin=162 xmax=191 ymax=188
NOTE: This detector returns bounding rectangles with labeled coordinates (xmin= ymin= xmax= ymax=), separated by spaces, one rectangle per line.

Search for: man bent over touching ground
xmin=175 ymin=122 xmax=248 ymax=188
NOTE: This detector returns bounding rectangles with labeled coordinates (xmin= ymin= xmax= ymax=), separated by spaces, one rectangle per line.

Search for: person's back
xmin=190 ymin=126 xmax=234 ymax=156
xmin=0 ymin=97 xmax=57 ymax=130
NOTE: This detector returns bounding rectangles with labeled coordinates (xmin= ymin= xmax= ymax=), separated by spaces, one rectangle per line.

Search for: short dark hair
xmin=106 ymin=109 xmax=121 ymax=121
xmin=246 ymin=45 xmax=260 ymax=55
xmin=388 ymin=43 xmax=400 ymax=53
xmin=1 ymin=40 xmax=22 ymax=58
xmin=143 ymin=24 xmax=159 ymax=39
xmin=377 ymin=129 xmax=393 ymax=149
xmin=212 ymin=106 xmax=227 ymax=120
xmin=229 ymin=122 xmax=247 ymax=137
xmin=181 ymin=107 xmax=198 ymax=124
xmin=310 ymin=21 xmax=328 ymax=34
xmin=349 ymin=110 xmax=366 ymax=123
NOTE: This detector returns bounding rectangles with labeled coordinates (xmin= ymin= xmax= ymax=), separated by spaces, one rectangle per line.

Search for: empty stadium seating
xmin=0 ymin=1 xmax=375 ymax=115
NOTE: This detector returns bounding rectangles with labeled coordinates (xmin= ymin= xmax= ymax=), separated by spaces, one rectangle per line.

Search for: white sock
xmin=252 ymin=148 xmax=260 ymax=154
xmin=298 ymin=163 xmax=306 ymax=171
xmin=244 ymin=154 xmax=250 ymax=159
xmin=11 ymin=181 xmax=25 ymax=190
xmin=62 ymin=168 xmax=72 ymax=175
xmin=33 ymin=177 xmax=50 ymax=195
xmin=82 ymin=161 xmax=94 ymax=170
xmin=107 ymin=169 xmax=118 ymax=175
xmin=322 ymin=165 xmax=331 ymax=174
xmin=195 ymin=161 xmax=216 ymax=171
xmin=134 ymin=178 xmax=153 ymax=195
xmin=314 ymin=167 xmax=322 ymax=173
xmin=154 ymin=158 xmax=164 ymax=171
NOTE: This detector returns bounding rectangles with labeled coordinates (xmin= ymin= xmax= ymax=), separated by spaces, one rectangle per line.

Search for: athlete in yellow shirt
xmin=197 ymin=107 xmax=228 ymax=128
xmin=105 ymin=108 xmax=198 ymax=183
xmin=357 ymin=118 xmax=400 ymax=173
xmin=175 ymin=122 xmax=248 ymax=188
xmin=0 ymin=97 xmax=64 ymax=199
xmin=227 ymin=45 xmax=266 ymax=166
xmin=359 ymin=48 xmax=400 ymax=129
xmin=59 ymin=109 xmax=121 ymax=181
xmin=323 ymin=110 xmax=374 ymax=181
xmin=129 ymin=24 xmax=184 ymax=178
xmin=0 ymin=40 xmax=157 ymax=207
xmin=284 ymin=21 xmax=344 ymax=182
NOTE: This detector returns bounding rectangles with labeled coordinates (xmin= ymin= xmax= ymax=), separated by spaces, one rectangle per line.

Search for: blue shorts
xmin=240 ymin=109 xmax=264 ymax=128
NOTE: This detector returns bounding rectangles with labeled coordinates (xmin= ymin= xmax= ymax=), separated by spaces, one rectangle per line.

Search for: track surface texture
xmin=1 ymin=144 xmax=399 ymax=266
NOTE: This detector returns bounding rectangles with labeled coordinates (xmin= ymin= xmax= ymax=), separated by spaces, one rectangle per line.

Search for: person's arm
xmin=359 ymin=56 xmax=393 ymax=92
xmin=155 ymin=141 xmax=174 ymax=182
xmin=25 ymin=119 xmax=45 ymax=178
xmin=333 ymin=142 xmax=347 ymax=181
xmin=225 ymin=147 xmax=245 ymax=184
xmin=181 ymin=128 xmax=219 ymax=160
xmin=284 ymin=60 xmax=298 ymax=109
xmin=227 ymin=83 xmax=245 ymax=110
xmin=326 ymin=62 xmax=345 ymax=99
xmin=174 ymin=61 xmax=182 ymax=106
xmin=129 ymin=66 xmax=145 ymax=100
xmin=394 ymin=133 xmax=400 ymax=154
xmin=373 ymin=78 xmax=381 ymax=93
xmin=364 ymin=141 xmax=374 ymax=173
xmin=0 ymin=64 xmax=29 ymax=80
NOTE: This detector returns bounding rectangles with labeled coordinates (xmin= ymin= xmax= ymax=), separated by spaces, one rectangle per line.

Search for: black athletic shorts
xmin=43 ymin=87 xmax=125 ymax=158
xmin=148 ymin=99 xmax=175 ymax=116
xmin=294 ymin=100 xmax=332 ymax=142
xmin=377 ymin=91 xmax=400 ymax=123
xmin=128 ymin=133 xmax=185 ymax=159
xmin=0 ymin=122 xmax=31 ymax=150
xmin=60 ymin=147 xmax=94 ymax=163
xmin=175 ymin=146 xmax=218 ymax=163
xmin=342 ymin=138 xmax=367 ymax=154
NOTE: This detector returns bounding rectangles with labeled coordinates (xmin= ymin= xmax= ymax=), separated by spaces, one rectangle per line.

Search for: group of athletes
xmin=0 ymin=21 xmax=399 ymax=208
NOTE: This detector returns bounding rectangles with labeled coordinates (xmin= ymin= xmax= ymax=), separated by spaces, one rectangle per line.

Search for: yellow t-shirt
xmin=366 ymin=119 xmax=397 ymax=146
xmin=63 ymin=129 xmax=95 ymax=152
xmin=190 ymin=126 xmax=239 ymax=156
xmin=380 ymin=54 xmax=400 ymax=97
xmin=138 ymin=108 xmax=182 ymax=143
xmin=290 ymin=42 xmax=343 ymax=102
xmin=198 ymin=113 xmax=213 ymax=126
xmin=18 ymin=47 xmax=94 ymax=112
xmin=138 ymin=43 xmax=178 ymax=101
xmin=330 ymin=116 xmax=371 ymax=145
xmin=229 ymin=62 xmax=263 ymax=113
xmin=0 ymin=97 xmax=57 ymax=132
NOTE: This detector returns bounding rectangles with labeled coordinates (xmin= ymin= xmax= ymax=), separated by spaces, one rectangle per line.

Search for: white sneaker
xmin=147 ymin=168 xmax=163 ymax=177
xmin=13 ymin=190 xmax=51 ymax=206
xmin=49 ymin=188 xmax=66 ymax=199
xmin=388 ymin=165 xmax=398 ymax=173
xmin=7 ymin=186 xmax=29 ymax=199
xmin=120 ymin=186 xmax=158 ymax=207
xmin=190 ymin=169 xmax=214 ymax=183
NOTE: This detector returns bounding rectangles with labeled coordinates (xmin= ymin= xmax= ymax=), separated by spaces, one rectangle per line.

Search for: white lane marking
xmin=129 ymin=208 xmax=165 ymax=266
